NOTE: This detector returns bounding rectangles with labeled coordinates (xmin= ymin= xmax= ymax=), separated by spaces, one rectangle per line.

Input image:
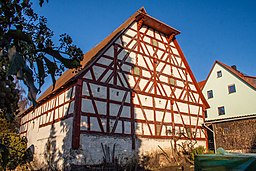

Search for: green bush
xmin=0 ymin=133 xmax=27 ymax=170
xmin=190 ymin=145 xmax=205 ymax=161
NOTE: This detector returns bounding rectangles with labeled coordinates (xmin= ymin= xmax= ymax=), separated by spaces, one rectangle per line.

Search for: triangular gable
xmin=37 ymin=7 xmax=180 ymax=103
xmin=202 ymin=60 xmax=256 ymax=91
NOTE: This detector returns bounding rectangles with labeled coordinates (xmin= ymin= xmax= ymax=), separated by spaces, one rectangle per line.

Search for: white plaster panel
xmin=142 ymin=69 xmax=151 ymax=78
xmin=115 ymin=121 xmax=122 ymax=134
xmin=171 ymin=47 xmax=179 ymax=56
xmin=101 ymin=70 xmax=112 ymax=83
xmin=58 ymin=106 xmax=63 ymax=118
xmin=156 ymin=49 xmax=164 ymax=59
xmin=92 ymin=66 xmax=106 ymax=81
xmin=80 ymin=116 xmax=88 ymax=130
xmin=65 ymin=88 xmax=72 ymax=102
xmin=164 ymin=112 xmax=172 ymax=123
xmin=89 ymin=83 xmax=107 ymax=99
xmin=146 ymin=44 xmax=154 ymax=56
xmin=182 ymin=115 xmax=190 ymax=125
xmin=81 ymin=99 xmax=95 ymax=113
xmin=143 ymin=109 xmax=154 ymax=121
xmin=95 ymin=100 xmax=106 ymax=115
xmin=140 ymin=25 xmax=147 ymax=33
xmin=147 ymin=28 xmax=154 ymax=37
xmin=122 ymin=35 xmax=131 ymax=47
xmin=68 ymin=101 xmax=75 ymax=114
xmin=156 ymin=111 xmax=164 ymax=122
xmin=135 ymin=122 xmax=142 ymax=134
xmin=121 ymin=63 xmax=132 ymax=73
xmin=97 ymin=57 xmax=113 ymax=66
xmin=144 ymin=56 xmax=153 ymax=69
xmin=72 ymin=86 xmax=76 ymax=98
xmin=121 ymin=106 xmax=130 ymax=118
xmin=124 ymin=121 xmax=131 ymax=134
xmin=141 ymin=43 xmax=150 ymax=56
xmin=125 ymin=27 xmax=137 ymax=38
xmin=143 ymin=124 xmax=151 ymax=135
xmin=134 ymin=107 xmax=144 ymax=120
xmin=191 ymin=117 xmax=198 ymax=126
xmin=127 ymin=39 xmax=137 ymax=50
xmin=138 ymin=94 xmax=153 ymax=107
xmin=63 ymin=103 xmax=69 ymax=116
xmin=155 ymin=31 xmax=161 ymax=41
xmin=190 ymin=105 xmax=199 ymax=115
xmin=104 ymin=46 xmax=114 ymax=57
xmin=143 ymin=36 xmax=151 ymax=45
xmin=90 ymin=117 xmax=101 ymax=132
xmin=83 ymin=70 xmax=93 ymax=79
xmin=59 ymin=93 xmax=64 ymax=105
xmin=174 ymin=114 xmax=182 ymax=124
xmin=109 ymin=103 xmax=121 ymax=116
xmin=162 ymin=64 xmax=171 ymax=75
xmin=110 ymin=88 xmax=125 ymax=102
xmin=138 ymin=78 xmax=148 ymax=90
xmin=149 ymin=124 xmax=155 ymax=135
xmin=154 ymin=97 xmax=167 ymax=109
xmin=54 ymin=108 xmax=59 ymax=120
xmin=156 ymin=61 xmax=165 ymax=72
xmin=176 ymin=102 xmax=188 ymax=113
xmin=82 ymin=82 xmax=89 ymax=96
xmin=117 ymin=49 xmax=127 ymax=61
xmin=118 ymin=72 xmax=128 ymax=88
xmin=159 ymin=41 xmax=166 ymax=50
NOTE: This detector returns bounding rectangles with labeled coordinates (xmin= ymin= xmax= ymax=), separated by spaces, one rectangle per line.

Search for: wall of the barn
xmin=214 ymin=118 xmax=256 ymax=152
xmin=76 ymin=21 xmax=207 ymax=165
xmin=72 ymin=135 xmax=207 ymax=165
xmin=19 ymin=86 xmax=76 ymax=169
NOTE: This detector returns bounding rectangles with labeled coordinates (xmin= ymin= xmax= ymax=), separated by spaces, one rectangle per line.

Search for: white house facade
xmin=201 ymin=61 xmax=256 ymax=121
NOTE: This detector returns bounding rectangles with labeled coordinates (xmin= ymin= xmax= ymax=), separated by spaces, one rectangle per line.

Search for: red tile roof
xmin=197 ymin=80 xmax=206 ymax=89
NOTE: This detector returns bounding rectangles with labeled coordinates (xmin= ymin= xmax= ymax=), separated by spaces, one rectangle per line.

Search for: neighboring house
xmin=19 ymin=8 xmax=209 ymax=169
xmin=200 ymin=60 xmax=256 ymax=152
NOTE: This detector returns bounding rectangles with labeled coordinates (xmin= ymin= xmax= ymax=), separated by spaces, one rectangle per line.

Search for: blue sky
xmin=32 ymin=0 xmax=256 ymax=94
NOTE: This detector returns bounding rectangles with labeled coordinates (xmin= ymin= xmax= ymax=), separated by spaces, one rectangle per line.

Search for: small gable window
xmin=207 ymin=90 xmax=213 ymax=99
xmin=217 ymin=71 xmax=222 ymax=78
xmin=151 ymin=39 xmax=159 ymax=47
xmin=169 ymin=77 xmax=176 ymax=86
xmin=228 ymin=84 xmax=236 ymax=94
xmin=218 ymin=106 xmax=225 ymax=115
xmin=133 ymin=66 xmax=141 ymax=76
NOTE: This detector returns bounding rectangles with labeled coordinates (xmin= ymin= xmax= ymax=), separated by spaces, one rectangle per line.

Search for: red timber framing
xmin=77 ymin=15 xmax=208 ymax=149
xmin=19 ymin=8 xmax=209 ymax=151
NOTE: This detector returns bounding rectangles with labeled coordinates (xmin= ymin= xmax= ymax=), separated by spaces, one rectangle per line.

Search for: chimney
xmin=231 ymin=65 xmax=237 ymax=70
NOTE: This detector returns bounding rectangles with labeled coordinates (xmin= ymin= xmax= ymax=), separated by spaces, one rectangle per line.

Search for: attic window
xmin=133 ymin=66 xmax=141 ymax=76
xmin=217 ymin=71 xmax=222 ymax=78
xmin=228 ymin=84 xmax=236 ymax=94
xmin=97 ymin=87 xmax=100 ymax=92
xmin=169 ymin=78 xmax=176 ymax=86
xmin=151 ymin=39 xmax=159 ymax=47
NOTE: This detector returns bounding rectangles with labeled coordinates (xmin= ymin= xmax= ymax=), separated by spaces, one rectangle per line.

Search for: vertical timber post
xmin=72 ymin=79 xmax=83 ymax=149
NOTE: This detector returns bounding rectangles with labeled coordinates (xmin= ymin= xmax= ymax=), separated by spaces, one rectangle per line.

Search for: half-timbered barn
xmin=19 ymin=8 xmax=209 ymax=169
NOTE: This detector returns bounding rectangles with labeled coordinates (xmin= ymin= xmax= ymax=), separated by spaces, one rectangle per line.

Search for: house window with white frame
xmin=228 ymin=84 xmax=236 ymax=94
xmin=217 ymin=70 xmax=222 ymax=78
xmin=207 ymin=90 xmax=213 ymax=99
xmin=218 ymin=106 xmax=225 ymax=115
